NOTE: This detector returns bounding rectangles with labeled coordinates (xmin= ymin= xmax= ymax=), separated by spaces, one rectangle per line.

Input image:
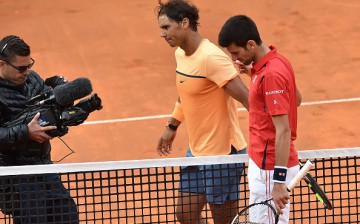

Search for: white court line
xmin=83 ymin=97 xmax=360 ymax=125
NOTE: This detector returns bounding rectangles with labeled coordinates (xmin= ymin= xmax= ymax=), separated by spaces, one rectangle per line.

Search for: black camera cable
xmin=51 ymin=137 xmax=75 ymax=163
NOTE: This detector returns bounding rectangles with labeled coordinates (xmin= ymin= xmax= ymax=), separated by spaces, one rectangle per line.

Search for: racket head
xmin=231 ymin=199 xmax=279 ymax=224
xmin=302 ymin=172 xmax=333 ymax=210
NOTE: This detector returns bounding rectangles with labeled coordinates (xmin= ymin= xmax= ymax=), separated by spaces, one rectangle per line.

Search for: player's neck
xmin=254 ymin=44 xmax=271 ymax=63
xmin=181 ymin=33 xmax=203 ymax=56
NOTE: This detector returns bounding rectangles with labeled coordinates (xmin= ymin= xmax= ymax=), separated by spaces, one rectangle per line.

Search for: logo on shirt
xmin=265 ymin=90 xmax=284 ymax=95
xmin=180 ymin=80 xmax=185 ymax=83
xmin=252 ymin=75 xmax=258 ymax=83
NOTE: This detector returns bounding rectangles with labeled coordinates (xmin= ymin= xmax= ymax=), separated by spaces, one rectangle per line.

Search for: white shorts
xmin=248 ymin=158 xmax=299 ymax=224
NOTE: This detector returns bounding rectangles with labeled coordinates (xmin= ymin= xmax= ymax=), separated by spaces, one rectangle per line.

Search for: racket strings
xmin=235 ymin=202 xmax=278 ymax=224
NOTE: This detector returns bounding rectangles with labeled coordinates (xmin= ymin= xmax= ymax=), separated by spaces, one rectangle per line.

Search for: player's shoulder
xmin=201 ymin=39 xmax=225 ymax=55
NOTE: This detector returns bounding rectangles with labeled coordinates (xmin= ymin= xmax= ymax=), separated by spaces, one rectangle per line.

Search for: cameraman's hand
xmin=44 ymin=74 xmax=68 ymax=88
xmin=27 ymin=113 xmax=57 ymax=143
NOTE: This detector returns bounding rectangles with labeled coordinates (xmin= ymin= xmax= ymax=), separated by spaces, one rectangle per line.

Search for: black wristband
xmin=166 ymin=121 xmax=178 ymax=131
xmin=273 ymin=166 xmax=288 ymax=183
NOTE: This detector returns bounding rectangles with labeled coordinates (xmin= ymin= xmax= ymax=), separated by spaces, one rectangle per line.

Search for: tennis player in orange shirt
xmin=155 ymin=1 xmax=249 ymax=223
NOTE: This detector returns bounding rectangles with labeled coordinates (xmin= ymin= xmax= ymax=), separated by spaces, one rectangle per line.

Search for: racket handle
xmin=287 ymin=160 xmax=315 ymax=191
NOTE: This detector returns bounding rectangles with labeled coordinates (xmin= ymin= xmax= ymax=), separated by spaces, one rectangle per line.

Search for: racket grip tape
xmin=287 ymin=160 xmax=315 ymax=191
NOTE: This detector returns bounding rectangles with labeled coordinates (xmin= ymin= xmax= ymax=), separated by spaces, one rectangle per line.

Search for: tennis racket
xmin=299 ymin=162 xmax=333 ymax=210
xmin=231 ymin=160 xmax=315 ymax=224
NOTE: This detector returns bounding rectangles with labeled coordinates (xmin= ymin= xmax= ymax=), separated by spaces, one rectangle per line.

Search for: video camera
xmin=3 ymin=78 xmax=103 ymax=137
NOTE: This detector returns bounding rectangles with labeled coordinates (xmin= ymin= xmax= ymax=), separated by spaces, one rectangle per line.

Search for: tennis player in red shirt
xmin=219 ymin=15 xmax=302 ymax=223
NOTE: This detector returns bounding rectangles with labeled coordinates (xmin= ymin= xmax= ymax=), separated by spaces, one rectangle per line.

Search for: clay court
xmin=0 ymin=0 xmax=359 ymax=163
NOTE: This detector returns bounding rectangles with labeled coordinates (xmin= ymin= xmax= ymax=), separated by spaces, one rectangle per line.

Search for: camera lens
xmin=74 ymin=94 xmax=103 ymax=113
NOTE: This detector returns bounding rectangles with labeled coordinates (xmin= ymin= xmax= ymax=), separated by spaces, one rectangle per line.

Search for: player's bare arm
xmin=156 ymin=117 xmax=181 ymax=156
xmin=271 ymin=114 xmax=292 ymax=214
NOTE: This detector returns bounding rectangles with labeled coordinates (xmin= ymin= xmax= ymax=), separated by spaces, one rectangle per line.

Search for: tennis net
xmin=0 ymin=147 xmax=359 ymax=223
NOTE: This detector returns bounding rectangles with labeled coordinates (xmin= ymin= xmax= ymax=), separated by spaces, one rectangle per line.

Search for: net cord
xmin=0 ymin=147 xmax=359 ymax=176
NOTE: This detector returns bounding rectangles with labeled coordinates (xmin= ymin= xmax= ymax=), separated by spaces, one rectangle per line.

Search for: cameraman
xmin=0 ymin=35 xmax=79 ymax=223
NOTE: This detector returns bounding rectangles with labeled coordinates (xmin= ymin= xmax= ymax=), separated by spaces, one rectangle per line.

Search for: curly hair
xmin=156 ymin=0 xmax=200 ymax=32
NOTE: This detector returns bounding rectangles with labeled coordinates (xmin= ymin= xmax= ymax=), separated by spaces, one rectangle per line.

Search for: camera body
xmin=38 ymin=106 xmax=69 ymax=137
xmin=3 ymin=94 xmax=103 ymax=137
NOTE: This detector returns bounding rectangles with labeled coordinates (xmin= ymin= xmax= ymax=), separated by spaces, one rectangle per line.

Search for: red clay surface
xmin=1 ymin=0 xmax=359 ymax=163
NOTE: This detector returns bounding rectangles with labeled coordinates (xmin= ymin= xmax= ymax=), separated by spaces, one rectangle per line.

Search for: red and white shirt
xmin=248 ymin=46 xmax=299 ymax=170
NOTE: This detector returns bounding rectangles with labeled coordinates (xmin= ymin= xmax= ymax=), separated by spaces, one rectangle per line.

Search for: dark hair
xmin=218 ymin=15 xmax=262 ymax=48
xmin=0 ymin=35 xmax=30 ymax=61
xmin=156 ymin=0 xmax=200 ymax=32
